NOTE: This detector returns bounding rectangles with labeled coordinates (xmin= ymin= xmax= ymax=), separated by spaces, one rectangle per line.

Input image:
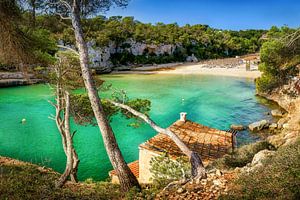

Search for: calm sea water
xmin=0 ymin=74 xmax=273 ymax=181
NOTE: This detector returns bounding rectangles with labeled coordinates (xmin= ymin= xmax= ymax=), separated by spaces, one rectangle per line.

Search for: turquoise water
xmin=0 ymin=74 xmax=272 ymax=181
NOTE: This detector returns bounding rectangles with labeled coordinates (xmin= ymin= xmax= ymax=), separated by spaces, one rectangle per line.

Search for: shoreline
xmin=112 ymin=63 xmax=262 ymax=79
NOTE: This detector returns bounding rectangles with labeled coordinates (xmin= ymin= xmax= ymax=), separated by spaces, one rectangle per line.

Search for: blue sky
xmin=105 ymin=0 xmax=300 ymax=30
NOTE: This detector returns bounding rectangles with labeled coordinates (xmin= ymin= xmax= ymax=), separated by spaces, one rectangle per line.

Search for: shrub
xmin=209 ymin=141 xmax=275 ymax=169
xmin=220 ymin=139 xmax=300 ymax=200
xmin=150 ymin=153 xmax=191 ymax=188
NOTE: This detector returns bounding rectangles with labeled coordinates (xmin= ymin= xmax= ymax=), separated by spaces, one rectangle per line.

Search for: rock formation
xmin=0 ymin=72 xmax=41 ymax=87
xmin=59 ymin=39 xmax=182 ymax=73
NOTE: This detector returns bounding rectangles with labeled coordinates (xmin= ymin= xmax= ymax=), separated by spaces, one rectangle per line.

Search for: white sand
xmin=157 ymin=64 xmax=262 ymax=79
xmin=113 ymin=63 xmax=262 ymax=79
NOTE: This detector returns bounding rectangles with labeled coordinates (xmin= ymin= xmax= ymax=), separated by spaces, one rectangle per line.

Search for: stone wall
xmin=138 ymin=147 xmax=160 ymax=183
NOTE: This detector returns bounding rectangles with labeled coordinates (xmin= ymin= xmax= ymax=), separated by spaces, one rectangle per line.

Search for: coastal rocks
xmin=271 ymin=109 xmax=285 ymax=117
xmin=251 ymin=150 xmax=275 ymax=167
xmin=277 ymin=117 xmax=289 ymax=129
xmin=241 ymin=150 xmax=275 ymax=173
xmin=0 ymin=72 xmax=41 ymax=87
xmin=156 ymin=170 xmax=235 ymax=200
xmin=248 ymin=120 xmax=269 ymax=132
xmin=230 ymin=124 xmax=245 ymax=131
xmin=269 ymin=123 xmax=278 ymax=130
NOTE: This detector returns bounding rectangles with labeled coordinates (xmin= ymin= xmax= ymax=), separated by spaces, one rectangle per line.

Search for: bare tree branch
xmin=107 ymin=99 xmax=207 ymax=180
xmin=57 ymin=45 xmax=79 ymax=56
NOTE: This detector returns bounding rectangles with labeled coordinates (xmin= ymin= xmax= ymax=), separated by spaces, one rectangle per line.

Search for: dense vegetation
xmin=256 ymin=27 xmax=300 ymax=92
xmin=35 ymin=15 xmax=265 ymax=65
xmin=0 ymin=12 xmax=266 ymax=70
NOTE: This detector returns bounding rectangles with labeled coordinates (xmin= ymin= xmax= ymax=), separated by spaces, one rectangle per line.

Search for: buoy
xmin=21 ymin=118 xmax=26 ymax=124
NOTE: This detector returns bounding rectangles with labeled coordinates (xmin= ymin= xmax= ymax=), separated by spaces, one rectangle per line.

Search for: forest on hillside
xmin=2 ymin=9 xmax=267 ymax=69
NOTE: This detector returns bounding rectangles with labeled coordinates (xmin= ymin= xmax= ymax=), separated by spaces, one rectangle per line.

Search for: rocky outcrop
xmin=271 ymin=109 xmax=286 ymax=117
xmin=257 ymin=77 xmax=300 ymax=147
xmin=240 ymin=149 xmax=276 ymax=173
xmin=156 ymin=170 xmax=236 ymax=199
xmin=248 ymin=120 xmax=269 ymax=132
xmin=0 ymin=72 xmax=41 ymax=87
xmin=59 ymin=39 xmax=182 ymax=73
xmin=230 ymin=124 xmax=245 ymax=131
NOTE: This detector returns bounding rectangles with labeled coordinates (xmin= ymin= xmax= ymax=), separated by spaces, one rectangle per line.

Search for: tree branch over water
xmin=107 ymin=99 xmax=207 ymax=180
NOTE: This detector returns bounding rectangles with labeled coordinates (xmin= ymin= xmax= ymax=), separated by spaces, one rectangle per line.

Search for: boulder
xmin=283 ymin=123 xmax=289 ymax=129
xmin=251 ymin=149 xmax=276 ymax=167
xmin=230 ymin=124 xmax=245 ymax=131
xmin=271 ymin=109 xmax=285 ymax=117
xmin=277 ymin=117 xmax=289 ymax=129
xmin=269 ymin=123 xmax=278 ymax=130
xmin=241 ymin=150 xmax=276 ymax=173
xmin=248 ymin=120 xmax=269 ymax=132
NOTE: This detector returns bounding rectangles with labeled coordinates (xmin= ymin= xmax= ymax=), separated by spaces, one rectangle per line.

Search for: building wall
xmin=138 ymin=147 xmax=160 ymax=183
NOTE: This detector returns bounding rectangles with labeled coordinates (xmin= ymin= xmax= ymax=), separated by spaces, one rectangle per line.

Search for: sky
xmin=105 ymin=0 xmax=300 ymax=30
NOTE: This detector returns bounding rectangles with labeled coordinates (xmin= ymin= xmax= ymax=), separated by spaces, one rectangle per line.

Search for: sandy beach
xmin=112 ymin=63 xmax=262 ymax=79
xmin=157 ymin=64 xmax=262 ymax=78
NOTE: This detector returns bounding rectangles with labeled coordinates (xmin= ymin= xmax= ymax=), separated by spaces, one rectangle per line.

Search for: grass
xmin=0 ymin=158 xmax=121 ymax=200
xmin=220 ymin=139 xmax=300 ymax=200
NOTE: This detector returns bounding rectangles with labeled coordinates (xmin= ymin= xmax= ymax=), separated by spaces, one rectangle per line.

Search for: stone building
xmin=109 ymin=113 xmax=235 ymax=184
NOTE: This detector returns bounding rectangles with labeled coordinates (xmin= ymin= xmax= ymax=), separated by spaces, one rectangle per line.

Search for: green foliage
xmin=0 ymin=2 xmax=57 ymax=67
xmin=70 ymin=93 xmax=151 ymax=127
xmin=121 ymin=99 xmax=151 ymax=119
xmin=28 ymin=28 xmax=58 ymax=65
xmin=220 ymin=139 xmax=300 ymax=200
xmin=256 ymin=27 xmax=300 ymax=93
xmin=209 ymin=141 xmax=275 ymax=169
xmin=70 ymin=94 xmax=119 ymax=125
xmin=150 ymin=153 xmax=191 ymax=188
xmin=32 ymin=14 xmax=265 ymax=65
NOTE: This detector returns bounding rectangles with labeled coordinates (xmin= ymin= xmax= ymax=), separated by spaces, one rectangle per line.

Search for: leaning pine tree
xmin=43 ymin=0 xmax=140 ymax=192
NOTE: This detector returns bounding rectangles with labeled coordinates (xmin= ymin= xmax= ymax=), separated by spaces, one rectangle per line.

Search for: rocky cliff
xmin=60 ymin=39 xmax=182 ymax=73
xmin=258 ymin=77 xmax=300 ymax=147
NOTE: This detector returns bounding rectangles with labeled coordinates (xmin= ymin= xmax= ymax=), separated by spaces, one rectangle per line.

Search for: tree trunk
xmin=70 ymin=147 xmax=79 ymax=182
xmin=108 ymin=100 xmax=207 ymax=180
xmin=29 ymin=0 xmax=36 ymax=28
xmin=52 ymin=69 xmax=79 ymax=187
xmin=70 ymin=0 xmax=140 ymax=192
xmin=55 ymin=91 xmax=74 ymax=188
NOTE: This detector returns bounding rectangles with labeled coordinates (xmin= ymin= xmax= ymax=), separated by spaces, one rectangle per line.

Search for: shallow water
xmin=0 ymin=74 xmax=273 ymax=181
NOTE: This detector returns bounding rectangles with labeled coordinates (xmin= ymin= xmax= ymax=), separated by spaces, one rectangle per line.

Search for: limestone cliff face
xmin=59 ymin=40 xmax=181 ymax=73
xmin=258 ymin=77 xmax=300 ymax=147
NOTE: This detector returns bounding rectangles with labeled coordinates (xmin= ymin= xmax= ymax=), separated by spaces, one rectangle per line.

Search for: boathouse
xmin=109 ymin=113 xmax=236 ymax=184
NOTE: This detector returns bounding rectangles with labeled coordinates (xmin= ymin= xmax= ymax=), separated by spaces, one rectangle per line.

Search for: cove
xmin=0 ymin=74 xmax=273 ymax=181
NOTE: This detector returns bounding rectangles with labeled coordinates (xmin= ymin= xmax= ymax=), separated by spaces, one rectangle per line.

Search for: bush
xmin=209 ymin=141 xmax=275 ymax=169
xmin=220 ymin=139 xmax=300 ymax=200
xmin=150 ymin=153 xmax=191 ymax=188
xmin=256 ymin=28 xmax=300 ymax=93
